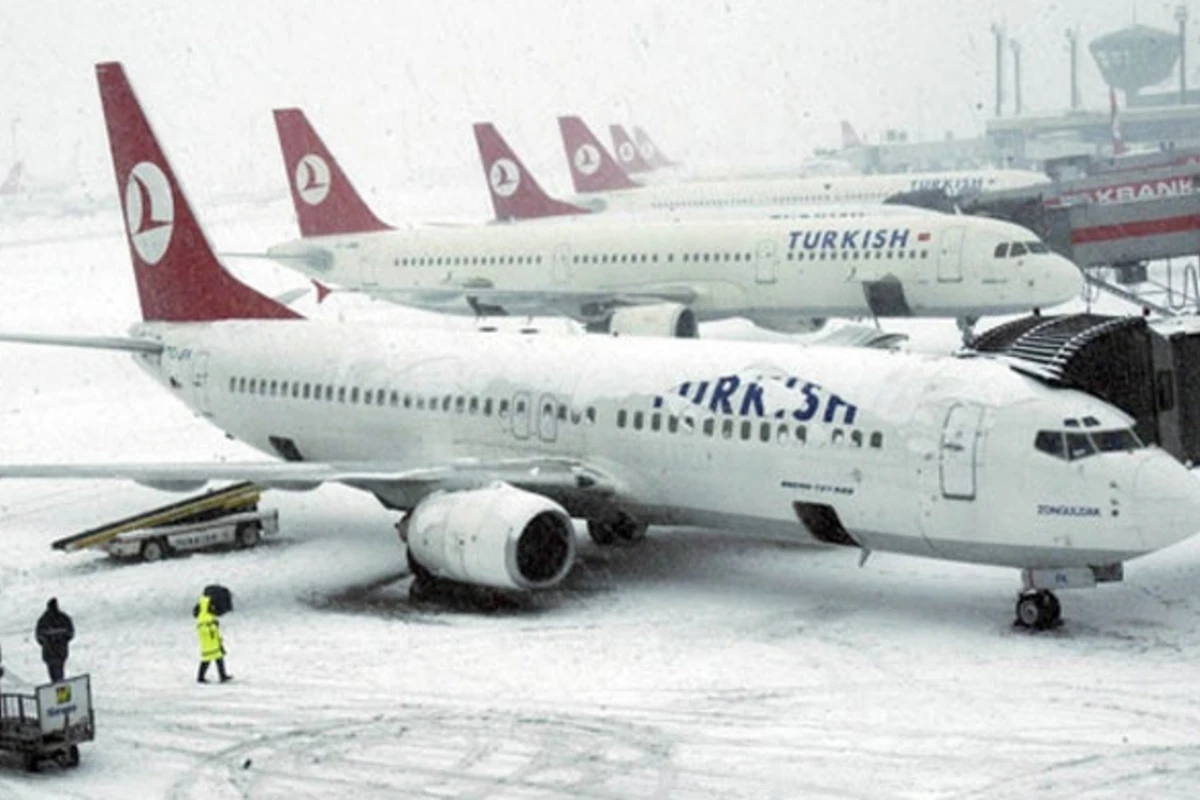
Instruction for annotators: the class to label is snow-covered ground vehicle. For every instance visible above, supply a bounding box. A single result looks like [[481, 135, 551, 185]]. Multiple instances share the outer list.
[[101, 507, 278, 562], [0, 675, 94, 772]]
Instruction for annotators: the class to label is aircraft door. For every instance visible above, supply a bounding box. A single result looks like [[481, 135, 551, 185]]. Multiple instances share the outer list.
[[537, 393, 558, 443], [510, 390, 532, 440], [191, 351, 212, 417], [939, 402, 984, 499], [936, 226, 965, 283], [360, 254, 379, 288], [755, 240, 778, 284], [552, 245, 572, 284]]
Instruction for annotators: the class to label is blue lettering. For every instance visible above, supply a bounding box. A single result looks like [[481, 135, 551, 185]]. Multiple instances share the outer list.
[[740, 382, 765, 417], [802, 231, 822, 249], [888, 229, 910, 248], [823, 394, 858, 425], [840, 230, 859, 249], [792, 382, 820, 422], [709, 375, 739, 414], [788, 231, 802, 249], [820, 231, 838, 249], [871, 230, 888, 249], [692, 381, 709, 405]]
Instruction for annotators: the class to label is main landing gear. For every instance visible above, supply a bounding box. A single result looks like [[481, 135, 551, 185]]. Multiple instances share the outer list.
[[1014, 589, 1062, 631], [586, 512, 647, 546]]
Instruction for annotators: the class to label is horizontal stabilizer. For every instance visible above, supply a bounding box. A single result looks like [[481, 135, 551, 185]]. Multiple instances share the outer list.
[[0, 331, 162, 353]]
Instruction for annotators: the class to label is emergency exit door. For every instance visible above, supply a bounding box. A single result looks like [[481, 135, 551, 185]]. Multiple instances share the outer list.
[[937, 226, 965, 283]]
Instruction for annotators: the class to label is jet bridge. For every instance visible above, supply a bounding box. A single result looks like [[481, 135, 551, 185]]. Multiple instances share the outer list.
[[971, 313, 1200, 465]]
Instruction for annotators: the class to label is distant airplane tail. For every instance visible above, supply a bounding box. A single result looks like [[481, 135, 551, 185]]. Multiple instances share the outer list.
[[557, 116, 639, 193], [272, 108, 392, 237], [473, 123, 588, 221], [0, 161, 23, 195], [632, 126, 676, 168], [840, 121, 863, 149], [1110, 89, 1128, 156], [97, 62, 299, 322], [609, 124, 652, 173]]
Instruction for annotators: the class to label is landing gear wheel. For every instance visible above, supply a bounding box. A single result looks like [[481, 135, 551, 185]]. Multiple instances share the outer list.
[[587, 513, 647, 546], [1015, 590, 1062, 630], [407, 548, 436, 602], [235, 523, 261, 549], [23, 752, 38, 772], [58, 745, 80, 768], [140, 538, 166, 562]]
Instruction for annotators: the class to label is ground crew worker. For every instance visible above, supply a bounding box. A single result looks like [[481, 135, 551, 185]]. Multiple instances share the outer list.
[[194, 592, 232, 683], [35, 597, 74, 682]]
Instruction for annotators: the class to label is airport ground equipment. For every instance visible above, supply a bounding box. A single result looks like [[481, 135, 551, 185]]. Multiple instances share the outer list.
[[0, 674, 94, 772], [50, 482, 275, 560], [972, 312, 1200, 465]]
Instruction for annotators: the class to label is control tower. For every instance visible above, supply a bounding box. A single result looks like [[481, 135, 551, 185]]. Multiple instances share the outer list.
[[1089, 24, 1180, 98]]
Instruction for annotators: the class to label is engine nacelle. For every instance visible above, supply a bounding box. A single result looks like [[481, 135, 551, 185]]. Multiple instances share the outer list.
[[406, 484, 576, 591], [608, 303, 698, 338]]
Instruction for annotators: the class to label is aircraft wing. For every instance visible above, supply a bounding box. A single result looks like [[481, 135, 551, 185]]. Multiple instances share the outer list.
[[0, 331, 162, 353], [371, 285, 700, 321], [0, 456, 622, 504]]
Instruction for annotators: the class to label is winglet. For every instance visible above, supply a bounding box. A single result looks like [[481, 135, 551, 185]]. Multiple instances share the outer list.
[[473, 123, 588, 221], [632, 126, 676, 168], [840, 121, 863, 150], [0, 161, 23, 195], [96, 62, 299, 322], [272, 108, 392, 237], [610, 125, 652, 173], [557, 116, 639, 193]]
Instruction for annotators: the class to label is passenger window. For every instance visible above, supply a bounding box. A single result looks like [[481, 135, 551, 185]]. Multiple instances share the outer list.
[[514, 398, 525, 414], [269, 380, 278, 397], [722, 419, 735, 439], [851, 430, 863, 447], [228, 377, 236, 392], [993, 243, 1009, 258], [457, 396, 467, 413], [470, 397, 479, 414], [617, 409, 628, 428], [633, 411, 644, 430], [585, 407, 596, 425], [667, 415, 679, 433], [832, 429, 844, 445], [337, 387, 346, 403], [1065, 432, 1094, 460], [1009, 242, 1028, 257], [362, 389, 372, 405], [483, 398, 493, 416], [391, 391, 400, 407], [302, 383, 311, 399], [795, 425, 806, 444], [239, 377, 247, 392], [760, 422, 771, 443], [740, 420, 752, 440], [443, 396, 453, 412], [870, 432, 882, 448], [557, 404, 568, 421], [703, 418, 715, 437], [325, 386, 334, 402], [651, 412, 661, 432]]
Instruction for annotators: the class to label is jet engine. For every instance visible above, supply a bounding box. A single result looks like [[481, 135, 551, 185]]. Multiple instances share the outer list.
[[405, 483, 576, 591], [607, 303, 698, 338]]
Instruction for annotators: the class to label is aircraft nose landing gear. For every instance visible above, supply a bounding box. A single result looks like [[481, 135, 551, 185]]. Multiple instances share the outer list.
[[1015, 589, 1062, 631]]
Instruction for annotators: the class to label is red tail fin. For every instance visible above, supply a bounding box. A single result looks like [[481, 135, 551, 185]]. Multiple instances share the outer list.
[[609, 125, 652, 173], [840, 121, 863, 149], [272, 108, 392, 237], [0, 161, 23, 195], [97, 62, 299, 322], [473, 123, 588, 221], [557, 116, 639, 193], [632, 126, 676, 168], [1109, 89, 1128, 156]]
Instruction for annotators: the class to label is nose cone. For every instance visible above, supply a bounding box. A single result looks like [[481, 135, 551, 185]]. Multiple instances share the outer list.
[[1036, 253, 1083, 308], [1132, 452, 1200, 554]]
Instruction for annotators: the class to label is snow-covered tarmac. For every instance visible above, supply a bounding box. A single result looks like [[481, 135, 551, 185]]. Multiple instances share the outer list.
[[1, 205, 1200, 798]]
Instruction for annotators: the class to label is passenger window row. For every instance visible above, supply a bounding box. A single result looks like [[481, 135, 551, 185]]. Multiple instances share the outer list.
[[614, 408, 884, 449], [394, 254, 545, 267], [648, 194, 885, 209], [787, 249, 928, 261], [226, 376, 598, 426]]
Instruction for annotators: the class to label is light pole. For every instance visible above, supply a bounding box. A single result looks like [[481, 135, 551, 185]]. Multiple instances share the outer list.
[[1010, 39, 1023, 116], [991, 23, 1005, 118], [1065, 27, 1080, 111], [1176, 5, 1189, 105]]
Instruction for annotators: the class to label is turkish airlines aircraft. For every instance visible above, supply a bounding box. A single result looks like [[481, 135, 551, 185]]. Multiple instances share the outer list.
[[558, 116, 1049, 213], [271, 113, 1079, 336], [1, 63, 1197, 631]]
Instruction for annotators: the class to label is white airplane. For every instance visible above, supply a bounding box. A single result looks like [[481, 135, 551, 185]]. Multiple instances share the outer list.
[[558, 116, 1049, 213], [1, 62, 1198, 631], [269, 113, 1080, 337]]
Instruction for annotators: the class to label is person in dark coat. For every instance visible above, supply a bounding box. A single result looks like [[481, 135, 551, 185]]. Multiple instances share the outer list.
[[35, 598, 74, 682]]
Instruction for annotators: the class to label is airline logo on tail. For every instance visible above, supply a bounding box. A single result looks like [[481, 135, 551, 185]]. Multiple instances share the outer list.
[[294, 154, 331, 205], [488, 158, 521, 197], [124, 161, 174, 265], [638, 140, 656, 161], [574, 144, 602, 176], [617, 141, 637, 164]]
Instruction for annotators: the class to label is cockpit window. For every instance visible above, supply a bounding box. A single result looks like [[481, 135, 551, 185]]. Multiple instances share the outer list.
[[1035, 430, 1064, 458], [1036, 427, 1144, 460], [1092, 428, 1143, 452], [1065, 432, 1094, 460], [1026, 241, 1050, 254], [993, 243, 1009, 258], [1009, 242, 1028, 257]]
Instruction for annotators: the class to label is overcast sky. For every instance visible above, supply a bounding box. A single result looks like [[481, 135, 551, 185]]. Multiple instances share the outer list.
[[0, 1, 1183, 204]]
